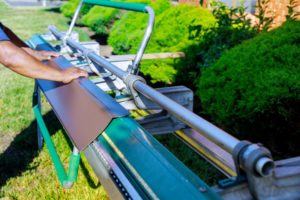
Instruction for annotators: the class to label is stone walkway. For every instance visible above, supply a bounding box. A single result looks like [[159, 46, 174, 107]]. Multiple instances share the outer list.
[[4, 0, 62, 8]]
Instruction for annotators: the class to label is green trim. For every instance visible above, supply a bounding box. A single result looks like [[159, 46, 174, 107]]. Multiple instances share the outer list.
[[83, 0, 147, 13], [67, 153, 81, 183], [99, 117, 221, 200], [33, 105, 80, 188]]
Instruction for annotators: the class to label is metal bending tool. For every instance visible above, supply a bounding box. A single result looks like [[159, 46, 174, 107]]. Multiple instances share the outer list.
[[30, 35, 221, 200], [28, 0, 300, 199]]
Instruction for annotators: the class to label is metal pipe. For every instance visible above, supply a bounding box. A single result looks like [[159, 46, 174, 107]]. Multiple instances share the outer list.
[[49, 25, 128, 78], [133, 81, 240, 153], [36, 84, 43, 149], [66, 0, 83, 37], [73, 147, 79, 156], [255, 157, 274, 177], [131, 6, 155, 74]]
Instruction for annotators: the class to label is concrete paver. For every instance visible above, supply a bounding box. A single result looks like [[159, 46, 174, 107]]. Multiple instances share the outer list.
[[4, 0, 62, 8]]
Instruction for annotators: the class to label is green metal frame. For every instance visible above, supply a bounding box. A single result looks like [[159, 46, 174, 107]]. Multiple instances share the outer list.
[[98, 117, 222, 200], [83, 0, 148, 12], [33, 105, 80, 189]]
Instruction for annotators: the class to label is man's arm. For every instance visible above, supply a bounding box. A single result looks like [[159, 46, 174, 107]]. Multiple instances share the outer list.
[[1, 23, 59, 61], [0, 40, 87, 83]]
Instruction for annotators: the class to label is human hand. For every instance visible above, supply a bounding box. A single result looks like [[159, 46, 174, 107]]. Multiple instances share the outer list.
[[32, 50, 60, 61], [60, 67, 88, 83]]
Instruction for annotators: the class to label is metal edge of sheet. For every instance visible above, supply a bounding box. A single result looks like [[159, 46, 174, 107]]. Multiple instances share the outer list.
[[175, 129, 237, 177], [84, 141, 144, 200]]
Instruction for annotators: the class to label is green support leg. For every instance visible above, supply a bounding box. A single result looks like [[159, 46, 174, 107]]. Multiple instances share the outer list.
[[33, 105, 80, 189]]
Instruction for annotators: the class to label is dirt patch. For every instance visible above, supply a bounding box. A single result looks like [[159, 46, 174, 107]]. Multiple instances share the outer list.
[[0, 133, 14, 154]]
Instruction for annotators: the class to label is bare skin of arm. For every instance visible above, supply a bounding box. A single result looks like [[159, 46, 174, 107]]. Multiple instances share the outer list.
[[0, 41, 87, 83], [1, 24, 59, 61], [0, 24, 88, 83]]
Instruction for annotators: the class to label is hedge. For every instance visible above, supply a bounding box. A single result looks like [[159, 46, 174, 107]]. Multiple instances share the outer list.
[[60, 0, 92, 18], [175, 1, 256, 86], [109, 4, 215, 83], [108, 0, 170, 54], [81, 6, 120, 35], [198, 20, 300, 155]]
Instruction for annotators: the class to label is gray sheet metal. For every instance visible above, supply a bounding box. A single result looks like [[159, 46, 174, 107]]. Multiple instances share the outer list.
[[176, 128, 237, 177], [84, 141, 143, 200], [35, 56, 129, 151]]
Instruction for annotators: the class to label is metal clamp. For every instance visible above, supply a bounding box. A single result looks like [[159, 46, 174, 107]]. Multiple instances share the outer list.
[[123, 73, 146, 108], [233, 140, 274, 177], [232, 140, 251, 178]]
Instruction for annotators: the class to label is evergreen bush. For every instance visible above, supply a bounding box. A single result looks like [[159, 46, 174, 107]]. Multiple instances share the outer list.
[[108, 0, 170, 54], [175, 1, 256, 86], [198, 20, 300, 155], [60, 0, 92, 18], [81, 6, 120, 35], [108, 3, 215, 84]]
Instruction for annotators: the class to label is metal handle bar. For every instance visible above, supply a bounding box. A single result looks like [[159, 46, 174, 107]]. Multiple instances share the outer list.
[[84, 0, 148, 12]]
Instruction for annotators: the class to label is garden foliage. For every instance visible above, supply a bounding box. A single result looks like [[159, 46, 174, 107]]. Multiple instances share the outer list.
[[109, 3, 215, 83], [175, 1, 256, 86], [81, 6, 120, 35], [198, 20, 300, 154], [60, 0, 92, 18], [108, 0, 171, 54]]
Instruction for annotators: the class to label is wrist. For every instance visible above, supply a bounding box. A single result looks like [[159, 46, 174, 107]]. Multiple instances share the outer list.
[[56, 70, 65, 82], [22, 47, 34, 55]]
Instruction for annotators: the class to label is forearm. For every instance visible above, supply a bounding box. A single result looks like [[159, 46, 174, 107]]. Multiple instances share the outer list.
[[0, 41, 63, 81], [1, 24, 60, 60]]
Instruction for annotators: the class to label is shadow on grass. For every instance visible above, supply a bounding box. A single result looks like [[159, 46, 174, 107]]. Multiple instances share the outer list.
[[44, 7, 61, 13], [0, 110, 100, 189]]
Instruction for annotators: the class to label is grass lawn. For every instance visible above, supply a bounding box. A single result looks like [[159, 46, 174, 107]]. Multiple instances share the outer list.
[[0, 2, 107, 199], [0, 2, 223, 199]]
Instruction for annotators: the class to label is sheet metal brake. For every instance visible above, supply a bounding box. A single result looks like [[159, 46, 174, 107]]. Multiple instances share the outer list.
[[28, 0, 300, 199], [30, 36, 221, 199]]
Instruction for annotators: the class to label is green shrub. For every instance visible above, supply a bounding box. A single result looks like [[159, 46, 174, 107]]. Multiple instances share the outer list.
[[147, 5, 215, 52], [108, 0, 170, 54], [60, 0, 92, 18], [142, 5, 215, 83], [81, 6, 120, 35], [109, 3, 215, 84], [198, 20, 300, 155], [140, 59, 177, 84], [175, 1, 256, 86]]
